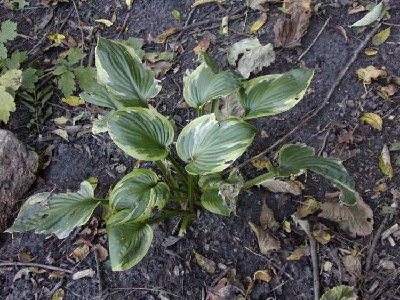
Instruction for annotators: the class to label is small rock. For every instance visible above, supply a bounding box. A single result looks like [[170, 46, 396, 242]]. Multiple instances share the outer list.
[[0, 130, 38, 231]]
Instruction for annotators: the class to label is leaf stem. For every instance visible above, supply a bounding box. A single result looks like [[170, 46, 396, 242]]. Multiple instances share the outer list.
[[211, 99, 218, 114], [188, 174, 195, 210], [155, 160, 179, 189], [241, 172, 275, 191], [167, 154, 188, 186], [197, 106, 204, 117]]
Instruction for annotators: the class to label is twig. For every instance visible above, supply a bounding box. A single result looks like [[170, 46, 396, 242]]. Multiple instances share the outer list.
[[298, 17, 331, 61], [102, 287, 181, 299], [71, 0, 85, 65], [383, 102, 400, 119], [94, 248, 103, 300], [117, 11, 132, 39], [309, 236, 320, 300], [0, 261, 73, 274], [317, 125, 332, 156], [235, 23, 382, 171], [175, 8, 196, 42], [243, 246, 294, 281], [365, 216, 389, 273]]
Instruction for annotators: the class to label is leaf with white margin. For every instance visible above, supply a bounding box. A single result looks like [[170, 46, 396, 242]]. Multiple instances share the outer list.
[[201, 189, 231, 216], [183, 62, 241, 108], [107, 107, 174, 161], [239, 69, 314, 120], [227, 38, 275, 79], [267, 144, 357, 205], [95, 38, 161, 106], [176, 114, 256, 175], [7, 181, 100, 239], [107, 216, 153, 271], [109, 169, 169, 223]]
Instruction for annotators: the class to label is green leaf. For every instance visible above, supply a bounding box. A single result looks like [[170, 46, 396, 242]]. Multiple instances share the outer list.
[[176, 114, 256, 175], [107, 108, 174, 161], [350, 2, 383, 27], [92, 113, 110, 134], [109, 169, 169, 223], [0, 20, 18, 44], [0, 86, 16, 123], [80, 84, 121, 110], [124, 37, 145, 60], [21, 68, 39, 92], [201, 189, 231, 216], [172, 9, 181, 20], [372, 27, 391, 46], [7, 181, 100, 239], [239, 69, 314, 120], [96, 38, 161, 106], [107, 220, 153, 271], [57, 70, 76, 97], [268, 144, 357, 205], [0, 69, 22, 91], [321, 285, 357, 300], [2, 50, 28, 69], [183, 62, 241, 108], [74, 66, 97, 92], [66, 47, 86, 66]]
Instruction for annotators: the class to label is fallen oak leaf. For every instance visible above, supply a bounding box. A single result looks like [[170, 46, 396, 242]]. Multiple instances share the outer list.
[[249, 221, 281, 255], [360, 112, 383, 131]]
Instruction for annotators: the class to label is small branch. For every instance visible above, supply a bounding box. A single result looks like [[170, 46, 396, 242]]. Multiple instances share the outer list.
[[71, 0, 85, 65], [298, 17, 331, 61], [365, 216, 389, 273], [0, 262, 73, 274], [309, 236, 320, 300], [175, 7, 196, 42], [235, 23, 382, 170], [117, 11, 132, 39], [93, 248, 103, 300]]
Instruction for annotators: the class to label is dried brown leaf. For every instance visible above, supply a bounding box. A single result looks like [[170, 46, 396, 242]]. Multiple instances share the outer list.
[[342, 255, 362, 278], [155, 27, 178, 44], [260, 179, 302, 195], [294, 198, 321, 219], [193, 39, 211, 55], [356, 66, 387, 84], [318, 195, 373, 237], [260, 200, 279, 231], [287, 245, 310, 260], [69, 245, 90, 262], [249, 222, 281, 255], [253, 270, 272, 282]]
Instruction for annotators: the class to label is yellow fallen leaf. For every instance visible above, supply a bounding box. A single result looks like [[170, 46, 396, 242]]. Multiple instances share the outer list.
[[356, 66, 387, 84], [360, 112, 383, 131], [313, 230, 331, 245], [253, 270, 272, 282], [155, 27, 178, 44], [283, 220, 291, 233], [373, 182, 387, 192], [294, 198, 321, 219], [194, 252, 216, 273], [62, 96, 85, 106], [372, 27, 391, 46], [250, 13, 268, 33], [348, 5, 365, 14], [46, 33, 65, 44], [95, 19, 113, 27], [69, 245, 90, 262], [379, 144, 393, 179], [251, 156, 270, 170], [51, 288, 64, 300], [364, 49, 378, 56], [126, 0, 133, 9], [287, 245, 310, 261], [53, 116, 69, 125], [192, 0, 224, 8], [193, 39, 210, 55]]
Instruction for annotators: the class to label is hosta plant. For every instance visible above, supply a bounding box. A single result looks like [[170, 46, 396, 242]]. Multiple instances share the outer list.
[[8, 38, 357, 271]]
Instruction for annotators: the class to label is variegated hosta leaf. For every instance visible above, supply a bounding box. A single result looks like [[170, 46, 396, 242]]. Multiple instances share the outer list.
[[268, 144, 357, 205], [109, 169, 169, 223], [7, 181, 100, 239], [95, 38, 161, 106], [107, 217, 153, 271], [176, 114, 256, 175], [183, 62, 241, 108], [239, 69, 314, 120], [80, 84, 122, 110], [201, 189, 231, 216], [92, 113, 110, 134], [107, 108, 174, 161]]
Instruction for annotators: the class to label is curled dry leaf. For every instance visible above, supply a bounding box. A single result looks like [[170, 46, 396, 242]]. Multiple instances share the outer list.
[[206, 270, 245, 300], [249, 221, 281, 255], [227, 38, 275, 79], [251, 156, 270, 170], [72, 268, 95, 280], [356, 66, 387, 84], [274, 0, 311, 48], [287, 245, 310, 260], [379, 144, 393, 179], [94, 244, 109, 262], [193, 39, 211, 55], [260, 179, 302, 195], [194, 252, 216, 274], [313, 229, 331, 245], [341, 255, 362, 278], [360, 112, 383, 131], [69, 244, 90, 262], [377, 84, 398, 100], [372, 27, 391, 46], [250, 13, 268, 33], [260, 200, 279, 231], [253, 270, 272, 282], [294, 198, 321, 219], [318, 195, 373, 237], [155, 27, 178, 44]]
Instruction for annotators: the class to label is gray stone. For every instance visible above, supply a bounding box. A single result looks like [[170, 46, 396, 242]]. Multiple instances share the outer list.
[[0, 129, 38, 231]]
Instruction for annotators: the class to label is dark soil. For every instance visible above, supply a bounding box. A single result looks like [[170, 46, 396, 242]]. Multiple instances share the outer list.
[[1, 0, 400, 299]]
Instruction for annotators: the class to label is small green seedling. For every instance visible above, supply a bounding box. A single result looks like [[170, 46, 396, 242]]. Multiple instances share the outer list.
[[8, 38, 357, 271]]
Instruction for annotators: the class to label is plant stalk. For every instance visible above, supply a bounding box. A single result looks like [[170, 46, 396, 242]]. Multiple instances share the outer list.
[[188, 174, 195, 210], [148, 210, 195, 225], [167, 154, 188, 186], [155, 160, 179, 189], [241, 172, 275, 191]]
